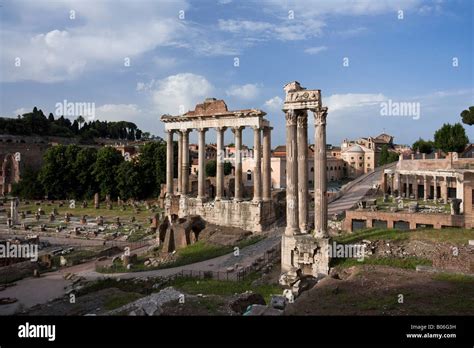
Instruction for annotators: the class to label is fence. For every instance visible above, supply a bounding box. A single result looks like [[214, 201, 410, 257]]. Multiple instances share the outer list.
[[155, 242, 281, 283]]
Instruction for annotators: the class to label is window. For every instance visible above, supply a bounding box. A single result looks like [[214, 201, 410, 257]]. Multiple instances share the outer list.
[[359, 163, 363, 167], [310, 167, 314, 172], [359, 156, 362, 160], [247, 170, 252, 181], [367, 164, 371, 167]]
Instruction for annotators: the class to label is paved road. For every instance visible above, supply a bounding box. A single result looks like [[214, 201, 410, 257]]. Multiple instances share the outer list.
[[327, 164, 394, 216]]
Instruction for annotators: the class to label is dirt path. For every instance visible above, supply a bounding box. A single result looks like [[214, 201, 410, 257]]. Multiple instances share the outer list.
[[0, 229, 282, 315]]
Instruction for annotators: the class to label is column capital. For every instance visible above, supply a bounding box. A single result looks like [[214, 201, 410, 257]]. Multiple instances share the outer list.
[[285, 110, 298, 126], [197, 127, 208, 133], [296, 113, 308, 128], [179, 128, 190, 135], [312, 106, 328, 126], [216, 126, 227, 132], [165, 129, 175, 134], [252, 125, 262, 131], [231, 126, 244, 133]]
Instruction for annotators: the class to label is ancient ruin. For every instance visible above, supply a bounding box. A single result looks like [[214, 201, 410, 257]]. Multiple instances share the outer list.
[[161, 98, 275, 232], [280, 82, 330, 283]]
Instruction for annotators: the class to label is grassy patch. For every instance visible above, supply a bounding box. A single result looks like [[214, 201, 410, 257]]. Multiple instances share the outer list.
[[433, 272, 474, 284], [103, 292, 143, 310], [168, 273, 281, 303], [335, 228, 474, 245], [331, 256, 432, 270]]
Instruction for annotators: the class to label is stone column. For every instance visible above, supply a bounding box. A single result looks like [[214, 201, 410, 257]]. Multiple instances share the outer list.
[[405, 175, 410, 198], [285, 110, 299, 236], [442, 176, 448, 202], [197, 128, 207, 201], [395, 172, 400, 195], [166, 130, 174, 196], [215, 127, 226, 201], [262, 126, 272, 202], [423, 175, 428, 201], [181, 130, 190, 195], [313, 107, 328, 238], [414, 176, 419, 200], [297, 111, 308, 233], [233, 126, 244, 201], [253, 126, 262, 202], [433, 176, 438, 201], [177, 131, 183, 194], [390, 174, 395, 195]]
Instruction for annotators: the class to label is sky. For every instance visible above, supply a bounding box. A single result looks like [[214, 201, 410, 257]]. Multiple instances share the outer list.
[[0, 0, 473, 147]]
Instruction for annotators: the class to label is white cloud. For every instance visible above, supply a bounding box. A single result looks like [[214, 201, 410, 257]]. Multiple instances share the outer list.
[[1, 0, 189, 82], [262, 0, 423, 17], [140, 73, 214, 115], [95, 104, 142, 122], [264, 96, 283, 112], [304, 46, 328, 55], [325, 93, 387, 112], [226, 84, 261, 100], [218, 18, 324, 41]]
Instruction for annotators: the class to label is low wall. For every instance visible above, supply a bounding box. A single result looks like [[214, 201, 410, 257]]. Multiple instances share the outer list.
[[343, 210, 465, 232], [176, 198, 275, 233]]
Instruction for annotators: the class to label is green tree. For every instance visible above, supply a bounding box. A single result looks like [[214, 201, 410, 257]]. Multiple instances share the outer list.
[[224, 161, 232, 176], [77, 115, 85, 129], [378, 144, 399, 165], [11, 167, 44, 199], [74, 147, 98, 198], [92, 147, 124, 198], [205, 160, 217, 177], [412, 138, 434, 154], [461, 106, 474, 126], [117, 161, 142, 199], [434, 123, 469, 153], [39, 145, 71, 199]]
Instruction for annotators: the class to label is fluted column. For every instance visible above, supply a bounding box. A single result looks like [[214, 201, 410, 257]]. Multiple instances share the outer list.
[[423, 175, 428, 201], [177, 131, 183, 194], [181, 129, 190, 195], [197, 128, 207, 200], [253, 127, 262, 202], [285, 110, 299, 236], [262, 126, 272, 202], [215, 127, 226, 201], [314, 107, 328, 238], [166, 130, 174, 196], [297, 111, 308, 233], [233, 126, 244, 201]]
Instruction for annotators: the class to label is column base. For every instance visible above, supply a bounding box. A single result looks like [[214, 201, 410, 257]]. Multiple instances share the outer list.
[[281, 234, 330, 280]]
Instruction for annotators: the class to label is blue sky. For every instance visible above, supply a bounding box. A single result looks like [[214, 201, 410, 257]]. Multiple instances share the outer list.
[[0, 0, 473, 147]]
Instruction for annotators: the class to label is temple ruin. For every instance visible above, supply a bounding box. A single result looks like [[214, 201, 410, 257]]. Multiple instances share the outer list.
[[161, 98, 275, 232], [280, 81, 330, 283]]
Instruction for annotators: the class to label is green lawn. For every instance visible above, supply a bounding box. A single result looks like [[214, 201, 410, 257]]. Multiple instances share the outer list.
[[168, 273, 281, 303], [335, 228, 474, 245], [331, 256, 432, 270]]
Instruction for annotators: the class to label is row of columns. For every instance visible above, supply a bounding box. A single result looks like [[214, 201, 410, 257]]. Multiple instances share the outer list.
[[386, 173, 451, 202], [285, 107, 328, 238], [165, 126, 272, 202]]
